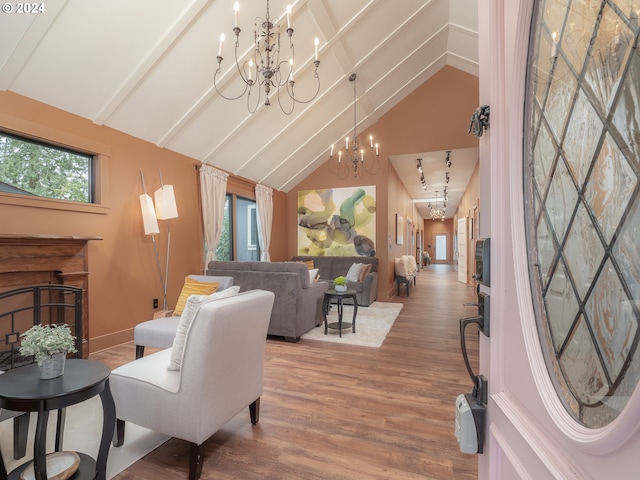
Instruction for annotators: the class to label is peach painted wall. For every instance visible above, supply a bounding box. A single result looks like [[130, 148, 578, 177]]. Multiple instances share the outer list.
[[287, 66, 479, 300], [0, 91, 287, 352]]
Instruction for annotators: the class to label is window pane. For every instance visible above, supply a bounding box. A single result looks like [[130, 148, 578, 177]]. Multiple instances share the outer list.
[[236, 197, 259, 261], [524, 0, 640, 428], [214, 195, 232, 261], [0, 132, 93, 203]]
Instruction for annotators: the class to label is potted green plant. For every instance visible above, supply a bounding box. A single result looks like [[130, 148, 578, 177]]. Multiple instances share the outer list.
[[333, 275, 348, 292], [20, 324, 77, 379]]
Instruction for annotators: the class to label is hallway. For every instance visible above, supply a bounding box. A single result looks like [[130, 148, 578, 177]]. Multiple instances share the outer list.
[[96, 264, 480, 479]]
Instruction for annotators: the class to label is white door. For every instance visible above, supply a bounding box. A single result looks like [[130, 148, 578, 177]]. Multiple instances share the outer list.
[[479, 1, 640, 478], [457, 218, 467, 280]]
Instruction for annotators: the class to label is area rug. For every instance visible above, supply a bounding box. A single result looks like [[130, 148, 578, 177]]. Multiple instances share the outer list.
[[301, 301, 403, 347], [0, 395, 169, 478]]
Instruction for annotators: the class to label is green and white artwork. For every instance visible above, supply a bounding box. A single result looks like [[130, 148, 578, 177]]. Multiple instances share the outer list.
[[297, 186, 376, 256]]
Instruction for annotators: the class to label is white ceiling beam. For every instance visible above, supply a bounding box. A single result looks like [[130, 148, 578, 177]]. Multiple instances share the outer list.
[[0, 0, 70, 91], [92, 0, 213, 126]]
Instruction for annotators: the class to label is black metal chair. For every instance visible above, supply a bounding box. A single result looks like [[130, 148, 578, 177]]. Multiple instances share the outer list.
[[0, 284, 83, 459]]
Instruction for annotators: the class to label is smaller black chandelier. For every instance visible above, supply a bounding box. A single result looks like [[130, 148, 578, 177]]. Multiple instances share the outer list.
[[329, 73, 380, 178], [214, 1, 321, 115], [429, 190, 446, 221]]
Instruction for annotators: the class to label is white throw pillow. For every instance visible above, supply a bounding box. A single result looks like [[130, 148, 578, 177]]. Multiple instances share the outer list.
[[346, 262, 363, 282], [167, 286, 240, 371], [308, 268, 319, 283]]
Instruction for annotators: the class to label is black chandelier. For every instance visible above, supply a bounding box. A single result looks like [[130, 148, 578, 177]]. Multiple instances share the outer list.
[[328, 73, 380, 178], [429, 190, 446, 221], [214, 1, 321, 115]]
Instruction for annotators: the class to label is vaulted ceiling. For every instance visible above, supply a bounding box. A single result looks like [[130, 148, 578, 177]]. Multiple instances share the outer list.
[[0, 0, 478, 217]]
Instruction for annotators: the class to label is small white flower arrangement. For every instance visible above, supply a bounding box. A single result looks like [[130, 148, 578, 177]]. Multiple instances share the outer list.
[[19, 324, 77, 365]]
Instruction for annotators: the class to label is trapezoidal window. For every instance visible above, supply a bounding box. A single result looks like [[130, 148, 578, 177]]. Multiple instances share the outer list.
[[524, 0, 640, 428], [0, 132, 94, 203]]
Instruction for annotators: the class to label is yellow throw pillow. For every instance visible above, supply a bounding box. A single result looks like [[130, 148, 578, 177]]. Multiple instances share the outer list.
[[173, 277, 219, 316]]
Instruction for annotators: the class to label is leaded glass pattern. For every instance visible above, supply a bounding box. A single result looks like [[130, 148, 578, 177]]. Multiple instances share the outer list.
[[524, 0, 640, 428]]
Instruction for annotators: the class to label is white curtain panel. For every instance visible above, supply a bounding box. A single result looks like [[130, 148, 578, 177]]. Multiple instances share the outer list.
[[255, 184, 273, 262], [200, 165, 229, 269]]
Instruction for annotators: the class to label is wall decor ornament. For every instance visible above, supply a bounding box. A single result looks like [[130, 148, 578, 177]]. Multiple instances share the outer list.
[[395, 214, 404, 245], [297, 186, 376, 256]]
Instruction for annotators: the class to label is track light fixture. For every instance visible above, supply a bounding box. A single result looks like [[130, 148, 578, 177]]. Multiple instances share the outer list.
[[445, 150, 452, 168], [417, 158, 427, 190], [445, 172, 450, 184]]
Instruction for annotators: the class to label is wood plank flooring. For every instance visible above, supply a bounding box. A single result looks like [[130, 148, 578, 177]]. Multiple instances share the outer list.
[[91, 264, 480, 480]]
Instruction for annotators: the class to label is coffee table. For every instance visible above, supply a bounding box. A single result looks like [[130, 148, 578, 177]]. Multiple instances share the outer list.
[[322, 289, 358, 337], [0, 359, 115, 480]]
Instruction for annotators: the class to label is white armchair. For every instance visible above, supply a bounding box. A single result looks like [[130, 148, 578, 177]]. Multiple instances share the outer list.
[[110, 289, 275, 480], [133, 274, 234, 358]]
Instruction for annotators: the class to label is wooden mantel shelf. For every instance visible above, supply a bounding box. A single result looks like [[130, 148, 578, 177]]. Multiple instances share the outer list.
[[0, 234, 103, 242]]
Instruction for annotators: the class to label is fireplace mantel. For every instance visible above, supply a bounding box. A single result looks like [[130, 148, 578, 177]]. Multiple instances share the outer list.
[[0, 234, 102, 355]]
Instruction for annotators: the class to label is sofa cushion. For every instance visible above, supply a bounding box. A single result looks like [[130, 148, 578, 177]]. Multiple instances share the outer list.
[[359, 263, 372, 281], [173, 277, 220, 316], [309, 268, 319, 283], [346, 262, 363, 282], [167, 286, 240, 371]]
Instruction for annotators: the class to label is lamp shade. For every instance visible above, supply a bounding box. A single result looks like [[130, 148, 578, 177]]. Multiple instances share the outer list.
[[139, 193, 159, 235], [154, 185, 178, 220]]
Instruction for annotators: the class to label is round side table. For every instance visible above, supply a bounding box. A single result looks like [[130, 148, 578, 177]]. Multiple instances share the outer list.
[[0, 359, 115, 480], [322, 289, 358, 337]]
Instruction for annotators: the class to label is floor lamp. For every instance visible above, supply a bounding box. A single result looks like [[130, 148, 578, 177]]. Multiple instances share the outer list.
[[154, 170, 178, 311], [140, 170, 178, 311], [139, 170, 164, 308]]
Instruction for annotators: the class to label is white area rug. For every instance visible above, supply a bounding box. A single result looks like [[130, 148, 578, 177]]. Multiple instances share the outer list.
[[1, 395, 169, 479], [301, 301, 403, 347]]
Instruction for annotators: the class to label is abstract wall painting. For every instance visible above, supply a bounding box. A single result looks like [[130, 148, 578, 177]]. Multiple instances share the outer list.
[[297, 186, 376, 256]]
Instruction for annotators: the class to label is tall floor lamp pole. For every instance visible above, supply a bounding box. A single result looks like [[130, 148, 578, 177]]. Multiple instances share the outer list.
[[139, 170, 165, 309], [154, 169, 179, 311]]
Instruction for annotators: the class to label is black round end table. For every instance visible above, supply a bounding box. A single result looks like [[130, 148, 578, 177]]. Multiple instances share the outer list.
[[0, 359, 115, 480], [322, 289, 358, 337]]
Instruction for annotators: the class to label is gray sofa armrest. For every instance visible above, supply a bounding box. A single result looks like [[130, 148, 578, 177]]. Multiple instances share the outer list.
[[359, 272, 378, 306]]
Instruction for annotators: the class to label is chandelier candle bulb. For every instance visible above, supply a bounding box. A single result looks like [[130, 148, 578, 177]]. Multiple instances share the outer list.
[[360, 149, 364, 162], [338, 151, 342, 163], [551, 31, 557, 58], [330, 144, 334, 156], [218, 33, 225, 57], [234, 2, 239, 28], [314, 37, 319, 61], [248, 59, 253, 81], [370, 135, 373, 148], [375, 143, 379, 156], [346, 136, 349, 150], [287, 5, 291, 29]]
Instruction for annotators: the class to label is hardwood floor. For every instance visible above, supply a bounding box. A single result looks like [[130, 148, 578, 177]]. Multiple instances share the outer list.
[[92, 264, 480, 479]]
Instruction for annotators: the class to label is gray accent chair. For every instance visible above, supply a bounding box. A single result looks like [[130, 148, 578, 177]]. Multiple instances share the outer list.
[[133, 275, 233, 358]]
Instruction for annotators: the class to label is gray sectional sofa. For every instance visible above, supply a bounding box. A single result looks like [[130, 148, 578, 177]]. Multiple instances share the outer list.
[[206, 261, 328, 342], [291, 256, 378, 306]]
